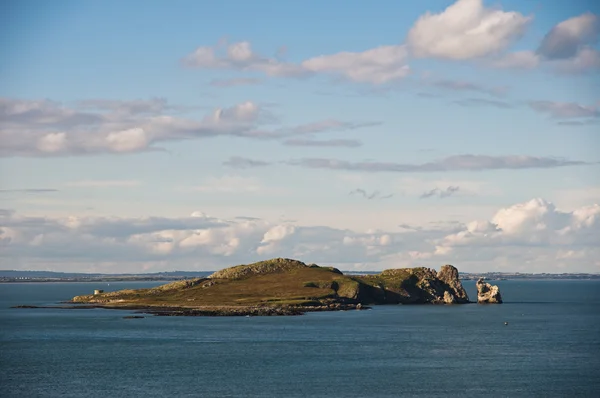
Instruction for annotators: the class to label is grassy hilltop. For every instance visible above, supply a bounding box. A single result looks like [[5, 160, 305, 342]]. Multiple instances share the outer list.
[[71, 258, 470, 314]]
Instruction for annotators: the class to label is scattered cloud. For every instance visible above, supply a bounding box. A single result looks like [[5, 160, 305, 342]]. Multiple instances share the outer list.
[[398, 223, 423, 231], [432, 79, 507, 97], [552, 47, 600, 74], [287, 119, 381, 135], [185, 175, 266, 194], [183, 40, 308, 77], [283, 138, 362, 148], [0, 189, 58, 193], [453, 98, 512, 109], [393, 177, 493, 198], [420, 186, 460, 199], [64, 180, 141, 188], [416, 92, 441, 99], [490, 13, 600, 73], [406, 0, 531, 60], [76, 98, 169, 116], [557, 119, 600, 127], [230, 119, 379, 141], [234, 216, 262, 221], [536, 13, 599, 60], [301, 45, 410, 84], [2, 198, 599, 273], [286, 155, 589, 173], [488, 50, 540, 69], [0, 98, 264, 156], [433, 198, 600, 257], [349, 189, 393, 200], [209, 78, 262, 87], [184, 39, 410, 84], [223, 156, 272, 169], [529, 101, 599, 119], [0, 97, 376, 157], [183, 7, 597, 83]]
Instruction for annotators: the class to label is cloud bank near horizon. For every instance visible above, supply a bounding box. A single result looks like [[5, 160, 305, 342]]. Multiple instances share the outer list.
[[1, 198, 598, 274]]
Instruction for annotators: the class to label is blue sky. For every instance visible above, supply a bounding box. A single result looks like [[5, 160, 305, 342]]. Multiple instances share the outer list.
[[1, 0, 599, 273]]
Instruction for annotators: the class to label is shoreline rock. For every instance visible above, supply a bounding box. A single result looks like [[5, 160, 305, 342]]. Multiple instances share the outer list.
[[12, 303, 368, 317], [476, 278, 503, 303]]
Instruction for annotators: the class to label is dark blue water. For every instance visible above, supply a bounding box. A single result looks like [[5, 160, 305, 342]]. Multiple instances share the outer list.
[[1, 280, 599, 397]]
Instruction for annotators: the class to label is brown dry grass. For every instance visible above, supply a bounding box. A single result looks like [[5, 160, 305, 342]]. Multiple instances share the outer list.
[[74, 263, 358, 308]]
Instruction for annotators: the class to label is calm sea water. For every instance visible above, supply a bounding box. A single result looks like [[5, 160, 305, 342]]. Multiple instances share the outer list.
[[1, 280, 599, 398]]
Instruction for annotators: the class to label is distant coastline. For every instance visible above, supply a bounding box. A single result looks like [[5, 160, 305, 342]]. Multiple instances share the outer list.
[[1, 270, 599, 283]]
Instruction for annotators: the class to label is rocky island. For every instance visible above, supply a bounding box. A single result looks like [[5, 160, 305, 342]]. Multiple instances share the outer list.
[[65, 258, 480, 316], [476, 278, 503, 303]]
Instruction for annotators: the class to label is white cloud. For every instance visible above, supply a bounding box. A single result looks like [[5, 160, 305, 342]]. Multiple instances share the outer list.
[[406, 0, 531, 60], [182, 8, 596, 81], [2, 198, 599, 273], [257, 224, 296, 255], [491, 198, 567, 235], [0, 98, 264, 156], [301, 45, 410, 84], [106, 127, 148, 152], [183, 40, 307, 77], [211, 101, 261, 123], [184, 40, 411, 84], [37, 132, 67, 153], [1, 97, 376, 157], [261, 224, 296, 243], [434, 199, 599, 255]]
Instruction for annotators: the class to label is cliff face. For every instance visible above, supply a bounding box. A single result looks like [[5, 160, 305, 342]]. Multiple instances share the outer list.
[[355, 265, 469, 304], [72, 258, 471, 308], [476, 278, 503, 303], [437, 265, 470, 303]]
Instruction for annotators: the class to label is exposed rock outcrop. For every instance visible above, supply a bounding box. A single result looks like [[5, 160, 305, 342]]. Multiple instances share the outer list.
[[443, 291, 455, 304], [359, 265, 469, 304], [476, 278, 503, 303], [437, 264, 470, 303]]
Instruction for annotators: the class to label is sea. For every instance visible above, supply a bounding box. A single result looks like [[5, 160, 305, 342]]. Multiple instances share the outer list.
[[1, 280, 599, 398]]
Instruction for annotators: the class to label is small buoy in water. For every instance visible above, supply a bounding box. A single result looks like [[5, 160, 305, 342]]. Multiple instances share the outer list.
[[504, 322, 509, 325]]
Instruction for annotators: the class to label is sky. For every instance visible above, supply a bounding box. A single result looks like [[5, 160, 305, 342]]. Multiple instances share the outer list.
[[0, 0, 599, 274]]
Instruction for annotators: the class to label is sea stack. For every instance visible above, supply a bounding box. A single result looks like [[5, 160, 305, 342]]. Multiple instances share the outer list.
[[476, 278, 503, 303]]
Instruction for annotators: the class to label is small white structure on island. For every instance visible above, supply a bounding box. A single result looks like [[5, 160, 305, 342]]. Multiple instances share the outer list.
[[94, 289, 104, 295]]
